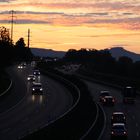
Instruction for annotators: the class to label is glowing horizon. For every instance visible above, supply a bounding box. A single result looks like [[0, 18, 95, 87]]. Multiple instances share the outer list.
[[1, 0, 140, 53]]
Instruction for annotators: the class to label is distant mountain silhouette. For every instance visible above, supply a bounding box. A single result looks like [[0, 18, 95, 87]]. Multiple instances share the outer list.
[[31, 48, 66, 58], [108, 47, 140, 62], [31, 47, 140, 62]]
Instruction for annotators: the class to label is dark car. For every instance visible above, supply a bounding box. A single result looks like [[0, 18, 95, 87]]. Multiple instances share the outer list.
[[99, 90, 110, 102], [102, 95, 115, 105], [32, 82, 43, 95], [33, 69, 40, 76], [111, 123, 127, 139], [111, 112, 126, 125]]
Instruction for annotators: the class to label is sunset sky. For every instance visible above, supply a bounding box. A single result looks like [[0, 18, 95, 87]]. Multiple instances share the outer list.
[[0, 0, 140, 53]]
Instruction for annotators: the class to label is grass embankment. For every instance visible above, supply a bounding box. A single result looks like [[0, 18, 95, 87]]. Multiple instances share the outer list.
[[78, 69, 140, 91]]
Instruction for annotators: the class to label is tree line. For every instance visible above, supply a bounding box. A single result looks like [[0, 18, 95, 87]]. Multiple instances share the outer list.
[[0, 26, 33, 68], [61, 48, 140, 79]]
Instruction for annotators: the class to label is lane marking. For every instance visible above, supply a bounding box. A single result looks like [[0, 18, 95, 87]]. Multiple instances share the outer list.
[[137, 132, 139, 137]]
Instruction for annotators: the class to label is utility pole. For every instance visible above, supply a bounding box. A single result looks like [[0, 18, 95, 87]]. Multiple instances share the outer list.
[[27, 29, 30, 48], [9, 10, 15, 43]]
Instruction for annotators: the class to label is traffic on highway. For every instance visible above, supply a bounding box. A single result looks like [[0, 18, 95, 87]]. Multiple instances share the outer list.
[[84, 80, 140, 140], [0, 63, 73, 140]]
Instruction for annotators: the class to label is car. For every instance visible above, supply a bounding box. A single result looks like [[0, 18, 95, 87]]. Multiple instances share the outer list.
[[102, 95, 115, 105], [17, 62, 26, 69], [33, 69, 40, 76], [17, 65, 23, 69], [111, 123, 127, 139], [122, 86, 136, 104], [32, 82, 43, 95], [111, 112, 126, 125], [27, 75, 35, 81], [99, 90, 110, 102]]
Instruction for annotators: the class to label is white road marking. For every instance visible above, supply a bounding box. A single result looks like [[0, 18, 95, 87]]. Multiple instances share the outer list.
[[137, 132, 139, 137]]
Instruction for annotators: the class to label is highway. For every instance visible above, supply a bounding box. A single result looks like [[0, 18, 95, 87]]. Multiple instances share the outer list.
[[0, 65, 73, 140], [83, 80, 140, 140]]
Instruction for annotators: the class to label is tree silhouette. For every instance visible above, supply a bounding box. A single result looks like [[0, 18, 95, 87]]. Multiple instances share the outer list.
[[15, 37, 26, 48], [0, 26, 11, 47], [0, 26, 33, 67]]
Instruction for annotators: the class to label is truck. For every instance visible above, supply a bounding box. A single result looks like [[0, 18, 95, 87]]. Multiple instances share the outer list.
[[122, 86, 136, 104]]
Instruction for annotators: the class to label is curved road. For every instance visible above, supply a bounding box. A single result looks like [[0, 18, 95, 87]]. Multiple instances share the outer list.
[[83, 79, 140, 140], [0, 65, 73, 140]]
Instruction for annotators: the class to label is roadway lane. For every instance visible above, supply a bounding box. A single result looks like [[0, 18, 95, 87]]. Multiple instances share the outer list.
[[0, 65, 73, 140], [83, 79, 140, 140], [0, 66, 27, 113]]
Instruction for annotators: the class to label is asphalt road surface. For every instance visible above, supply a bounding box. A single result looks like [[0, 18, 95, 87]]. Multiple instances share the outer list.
[[83, 80, 140, 140], [0, 65, 73, 140]]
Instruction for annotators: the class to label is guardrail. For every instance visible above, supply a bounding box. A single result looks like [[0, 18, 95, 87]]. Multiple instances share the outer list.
[[21, 68, 99, 140], [0, 78, 12, 98]]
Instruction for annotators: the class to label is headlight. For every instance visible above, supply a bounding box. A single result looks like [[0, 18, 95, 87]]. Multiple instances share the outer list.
[[32, 88, 35, 91], [40, 88, 43, 91], [27, 77, 30, 80], [111, 131, 114, 135], [124, 131, 127, 135]]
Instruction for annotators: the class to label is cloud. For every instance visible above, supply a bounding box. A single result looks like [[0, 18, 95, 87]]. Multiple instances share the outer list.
[[0, 0, 140, 30], [0, 10, 140, 30], [0, 0, 14, 3]]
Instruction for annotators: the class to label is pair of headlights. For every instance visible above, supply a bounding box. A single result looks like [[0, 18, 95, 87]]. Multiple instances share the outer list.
[[32, 88, 43, 91]]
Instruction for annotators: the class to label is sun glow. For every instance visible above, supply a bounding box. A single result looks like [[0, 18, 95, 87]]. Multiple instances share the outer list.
[[0, 0, 140, 53]]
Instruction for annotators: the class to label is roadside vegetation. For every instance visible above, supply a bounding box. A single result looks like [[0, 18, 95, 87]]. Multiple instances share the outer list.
[[40, 48, 140, 90]]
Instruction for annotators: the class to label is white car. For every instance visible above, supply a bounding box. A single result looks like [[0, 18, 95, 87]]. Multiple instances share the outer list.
[[111, 112, 126, 125], [27, 75, 35, 81]]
